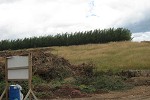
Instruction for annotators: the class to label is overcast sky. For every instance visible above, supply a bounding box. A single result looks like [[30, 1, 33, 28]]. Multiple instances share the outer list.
[[0, 0, 150, 41]]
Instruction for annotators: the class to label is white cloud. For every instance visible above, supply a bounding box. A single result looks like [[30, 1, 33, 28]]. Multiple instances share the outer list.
[[132, 32, 150, 42], [0, 0, 150, 41]]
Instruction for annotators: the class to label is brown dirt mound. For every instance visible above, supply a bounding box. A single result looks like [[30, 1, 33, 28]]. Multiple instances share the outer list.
[[0, 48, 94, 80], [0, 48, 72, 78]]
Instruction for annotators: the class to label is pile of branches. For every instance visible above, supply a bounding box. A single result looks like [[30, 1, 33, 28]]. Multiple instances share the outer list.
[[0, 48, 95, 81]]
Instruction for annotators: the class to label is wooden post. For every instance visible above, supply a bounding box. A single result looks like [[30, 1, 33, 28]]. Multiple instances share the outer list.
[[29, 53, 32, 100], [5, 57, 8, 100], [0, 57, 8, 100], [24, 53, 38, 100]]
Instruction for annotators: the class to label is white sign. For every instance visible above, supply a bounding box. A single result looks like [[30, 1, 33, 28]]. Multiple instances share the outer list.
[[8, 69, 29, 79], [7, 56, 29, 80], [7, 56, 28, 68]]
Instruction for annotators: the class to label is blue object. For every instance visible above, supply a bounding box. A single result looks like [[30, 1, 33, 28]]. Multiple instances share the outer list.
[[9, 85, 20, 100]]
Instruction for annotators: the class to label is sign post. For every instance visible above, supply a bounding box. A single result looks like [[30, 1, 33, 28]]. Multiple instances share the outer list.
[[0, 53, 38, 100]]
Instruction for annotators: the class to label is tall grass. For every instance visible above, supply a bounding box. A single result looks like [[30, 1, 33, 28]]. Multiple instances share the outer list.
[[51, 41, 150, 72]]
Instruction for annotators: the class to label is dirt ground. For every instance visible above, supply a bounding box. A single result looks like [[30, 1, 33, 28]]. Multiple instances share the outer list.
[[51, 86, 150, 100]]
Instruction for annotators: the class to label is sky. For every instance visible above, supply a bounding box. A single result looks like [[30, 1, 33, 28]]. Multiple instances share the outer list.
[[0, 0, 150, 41]]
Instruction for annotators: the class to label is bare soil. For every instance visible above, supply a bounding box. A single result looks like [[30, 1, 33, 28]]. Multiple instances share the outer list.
[[51, 85, 150, 100]]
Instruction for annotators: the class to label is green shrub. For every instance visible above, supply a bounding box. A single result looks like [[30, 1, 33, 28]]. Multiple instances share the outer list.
[[93, 75, 127, 91], [75, 75, 131, 93]]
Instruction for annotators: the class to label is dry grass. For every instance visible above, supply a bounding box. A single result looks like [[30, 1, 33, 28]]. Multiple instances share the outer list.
[[51, 41, 150, 71]]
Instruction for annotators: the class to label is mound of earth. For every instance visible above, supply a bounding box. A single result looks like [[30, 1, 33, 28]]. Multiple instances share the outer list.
[[0, 48, 94, 80]]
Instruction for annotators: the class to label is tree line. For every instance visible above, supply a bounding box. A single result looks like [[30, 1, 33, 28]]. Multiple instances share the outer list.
[[0, 28, 132, 51]]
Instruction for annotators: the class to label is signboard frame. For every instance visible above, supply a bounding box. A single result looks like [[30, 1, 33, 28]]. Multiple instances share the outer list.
[[0, 53, 38, 100], [7, 55, 29, 80]]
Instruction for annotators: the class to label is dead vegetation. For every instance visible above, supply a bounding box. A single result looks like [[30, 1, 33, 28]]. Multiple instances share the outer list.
[[0, 48, 95, 80]]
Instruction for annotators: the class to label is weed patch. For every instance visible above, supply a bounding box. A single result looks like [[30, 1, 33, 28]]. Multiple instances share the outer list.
[[74, 75, 132, 93]]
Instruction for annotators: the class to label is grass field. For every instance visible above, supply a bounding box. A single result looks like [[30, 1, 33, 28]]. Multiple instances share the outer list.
[[51, 41, 150, 72]]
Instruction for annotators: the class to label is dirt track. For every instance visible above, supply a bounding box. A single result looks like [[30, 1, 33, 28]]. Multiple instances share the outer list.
[[52, 86, 150, 100]]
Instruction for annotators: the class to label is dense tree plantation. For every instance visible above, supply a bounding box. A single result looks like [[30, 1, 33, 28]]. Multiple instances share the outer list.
[[0, 28, 132, 51]]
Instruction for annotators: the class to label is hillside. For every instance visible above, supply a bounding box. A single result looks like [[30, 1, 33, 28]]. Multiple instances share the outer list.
[[51, 41, 150, 71], [0, 41, 150, 99]]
